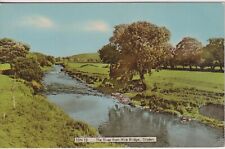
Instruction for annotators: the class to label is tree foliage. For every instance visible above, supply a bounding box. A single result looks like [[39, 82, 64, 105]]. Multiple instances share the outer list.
[[161, 43, 175, 68], [201, 38, 224, 70], [109, 21, 171, 81], [27, 52, 55, 67], [98, 21, 224, 89], [13, 57, 43, 82], [174, 37, 203, 69], [0, 38, 55, 84], [98, 44, 120, 64], [0, 38, 29, 64]]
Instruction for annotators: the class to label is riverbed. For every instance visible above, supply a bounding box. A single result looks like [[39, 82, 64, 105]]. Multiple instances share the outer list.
[[43, 65, 224, 147]]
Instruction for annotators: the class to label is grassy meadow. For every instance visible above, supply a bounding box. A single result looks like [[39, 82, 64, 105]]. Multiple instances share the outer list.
[[0, 75, 124, 147], [0, 69, 122, 147], [68, 53, 101, 63], [66, 62, 109, 75], [64, 62, 224, 128], [0, 74, 103, 147]]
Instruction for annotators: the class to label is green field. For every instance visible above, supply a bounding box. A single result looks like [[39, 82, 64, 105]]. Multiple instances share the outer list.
[[145, 69, 224, 93], [64, 62, 224, 127], [0, 74, 98, 147], [0, 63, 11, 71], [66, 62, 109, 75], [68, 53, 100, 63], [65, 62, 224, 93]]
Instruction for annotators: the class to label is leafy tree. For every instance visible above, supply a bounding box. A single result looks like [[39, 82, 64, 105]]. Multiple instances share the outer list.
[[175, 37, 202, 69], [55, 57, 62, 62], [0, 38, 29, 64], [202, 38, 224, 71], [46, 56, 55, 64], [27, 52, 54, 67], [161, 43, 175, 69], [13, 57, 43, 82], [98, 44, 120, 64], [200, 47, 215, 70], [109, 21, 171, 82], [109, 24, 128, 44]]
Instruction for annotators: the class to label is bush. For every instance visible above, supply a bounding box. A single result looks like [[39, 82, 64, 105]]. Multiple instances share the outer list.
[[31, 80, 43, 92], [2, 69, 15, 76], [13, 57, 43, 82]]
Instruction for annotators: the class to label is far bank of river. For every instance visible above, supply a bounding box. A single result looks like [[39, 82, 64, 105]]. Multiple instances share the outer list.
[[43, 65, 224, 147]]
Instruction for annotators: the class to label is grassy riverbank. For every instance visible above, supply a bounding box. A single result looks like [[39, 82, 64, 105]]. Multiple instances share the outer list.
[[63, 62, 224, 128], [0, 74, 120, 147]]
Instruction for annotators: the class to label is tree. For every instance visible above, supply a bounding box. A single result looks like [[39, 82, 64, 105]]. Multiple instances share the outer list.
[[200, 46, 215, 70], [46, 55, 55, 64], [161, 43, 175, 69], [98, 44, 120, 64], [27, 52, 55, 67], [0, 38, 29, 64], [13, 57, 43, 82], [175, 37, 203, 69], [202, 38, 224, 71], [109, 21, 171, 82]]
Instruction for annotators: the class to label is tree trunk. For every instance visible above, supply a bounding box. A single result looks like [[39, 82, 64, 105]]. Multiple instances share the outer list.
[[189, 65, 192, 70], [139, 72, 147, 91], [171, 65, 174, 69], [129, 74, 133, 81], [109, 64, 116, 79], [140, 73, 144, 81], [200, 66, 204, 70], [210, 66, 215, 71], [219, 65, 223, 71]]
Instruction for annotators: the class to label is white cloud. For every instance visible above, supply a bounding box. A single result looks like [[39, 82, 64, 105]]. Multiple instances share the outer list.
[[21, 15, 55, 28], [82, 21, 110, 33]]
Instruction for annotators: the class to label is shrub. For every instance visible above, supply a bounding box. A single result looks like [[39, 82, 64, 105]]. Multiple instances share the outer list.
[[2, 69, 15, 76], [13, 57, 43, 82], [31, 80, 43, 92]]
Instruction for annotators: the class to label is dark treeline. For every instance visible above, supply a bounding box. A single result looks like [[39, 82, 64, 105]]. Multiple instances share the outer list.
[[98, 21, 224, 83]]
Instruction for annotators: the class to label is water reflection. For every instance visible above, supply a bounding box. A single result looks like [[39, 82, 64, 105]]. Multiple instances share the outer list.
[[99, 106, 224, 147], [200, 104, 224, 121]]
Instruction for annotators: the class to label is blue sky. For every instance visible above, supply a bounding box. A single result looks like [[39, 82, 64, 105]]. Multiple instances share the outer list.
[[0, 3, 224, 56]]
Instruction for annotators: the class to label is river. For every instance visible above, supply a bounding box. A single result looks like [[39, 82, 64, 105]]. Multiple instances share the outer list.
[[43, 65, 224, 147]]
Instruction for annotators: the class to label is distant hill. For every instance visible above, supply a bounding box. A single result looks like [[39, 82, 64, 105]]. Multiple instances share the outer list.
[[68, 53, 101, 63]]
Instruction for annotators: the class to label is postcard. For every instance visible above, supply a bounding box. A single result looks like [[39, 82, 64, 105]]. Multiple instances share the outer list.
[[0, 2, 224, 148]]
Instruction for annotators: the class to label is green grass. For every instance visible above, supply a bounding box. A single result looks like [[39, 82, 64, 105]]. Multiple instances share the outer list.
[[64, 62, 224, 128], [66, 62, 109, 75], [65, 62, 224, 93], [145, 70, 224, 93], [69, 53, 101, 63], [0, 74, 101, 147], [0, 63, 11, 71]]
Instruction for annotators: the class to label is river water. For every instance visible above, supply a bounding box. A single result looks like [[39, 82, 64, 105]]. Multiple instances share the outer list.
[[43, 65, 224, 147]]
